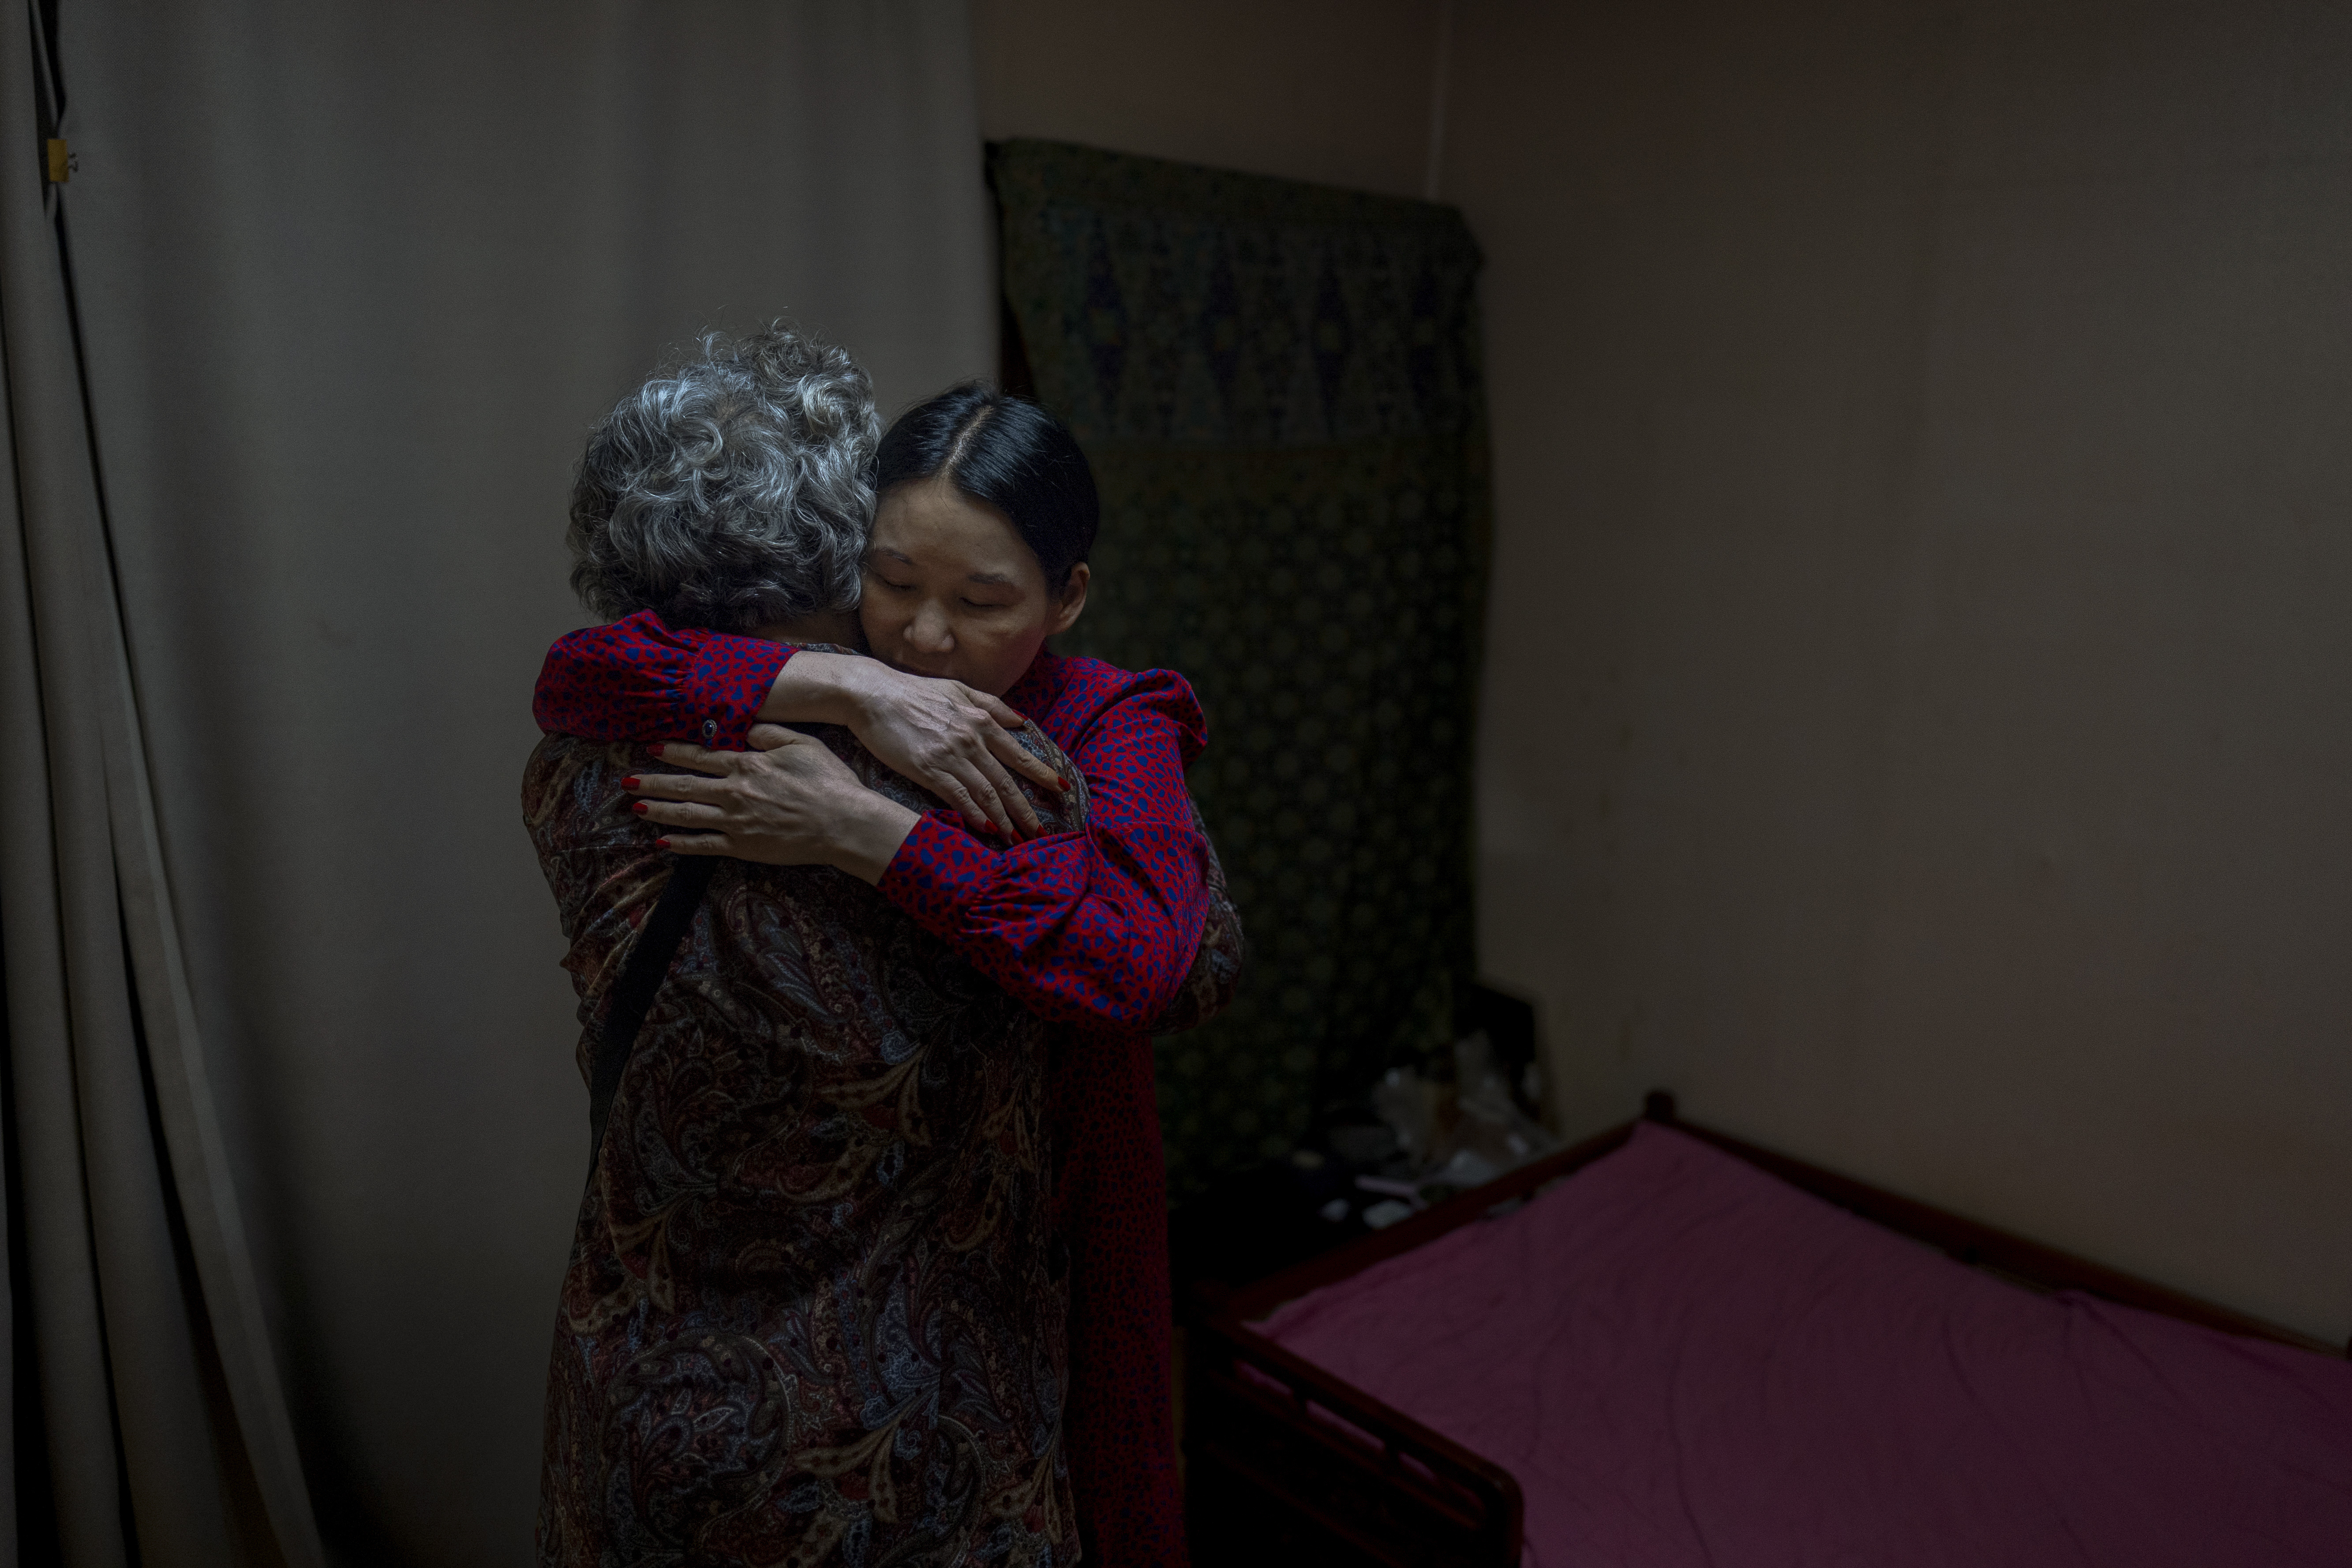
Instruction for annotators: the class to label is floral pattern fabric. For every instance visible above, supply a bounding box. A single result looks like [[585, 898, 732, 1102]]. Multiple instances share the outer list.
[[990, 138, 1492, 1195]]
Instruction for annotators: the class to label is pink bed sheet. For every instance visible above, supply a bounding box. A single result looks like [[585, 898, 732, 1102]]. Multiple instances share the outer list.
[[1258, 1123, 2352, 1567]]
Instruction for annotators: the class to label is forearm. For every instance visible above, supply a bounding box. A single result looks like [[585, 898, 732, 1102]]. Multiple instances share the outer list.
[[878, 816, 1211, 1029], [755, 653, 1061, 838], [753, 650, 872, 727], [534, 611, 790, 745], [826, 790, 921, 885], [874, 677, 1217, 1028]]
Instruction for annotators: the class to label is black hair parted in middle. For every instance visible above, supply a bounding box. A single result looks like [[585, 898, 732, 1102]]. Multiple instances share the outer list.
[[873, 384, 1099, 588]]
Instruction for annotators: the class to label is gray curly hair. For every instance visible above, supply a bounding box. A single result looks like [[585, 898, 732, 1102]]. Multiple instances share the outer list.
[[567, 324, 878, 631]]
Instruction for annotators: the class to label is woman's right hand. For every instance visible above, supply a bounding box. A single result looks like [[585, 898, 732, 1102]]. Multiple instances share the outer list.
[[762, 651, 1067, 838]]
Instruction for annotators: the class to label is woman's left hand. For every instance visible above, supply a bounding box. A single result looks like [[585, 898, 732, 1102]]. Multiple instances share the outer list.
[[625, 726, 921, 885]]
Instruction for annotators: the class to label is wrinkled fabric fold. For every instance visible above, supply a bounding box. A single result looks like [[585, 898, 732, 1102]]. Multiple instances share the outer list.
[[0, 4, 322, 1563], [58, 2, 995, 1544]]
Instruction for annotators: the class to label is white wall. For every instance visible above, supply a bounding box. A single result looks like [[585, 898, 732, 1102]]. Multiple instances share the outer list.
[[974, 0, 2352, 1344]]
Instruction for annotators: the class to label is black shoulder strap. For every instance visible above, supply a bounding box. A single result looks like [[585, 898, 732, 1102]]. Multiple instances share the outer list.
[[586, 856, 716, 1178]]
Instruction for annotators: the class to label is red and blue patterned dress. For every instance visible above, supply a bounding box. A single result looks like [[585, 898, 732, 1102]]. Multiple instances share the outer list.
[[536, 613, 1229, 1568]]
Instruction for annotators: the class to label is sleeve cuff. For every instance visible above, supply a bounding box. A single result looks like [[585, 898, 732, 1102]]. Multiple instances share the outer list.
[[679, 641, 793, 748], [876, 812, 994, 936]]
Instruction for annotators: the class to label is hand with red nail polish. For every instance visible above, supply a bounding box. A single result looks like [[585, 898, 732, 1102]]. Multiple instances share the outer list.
[[764, 654, 1061, 840]]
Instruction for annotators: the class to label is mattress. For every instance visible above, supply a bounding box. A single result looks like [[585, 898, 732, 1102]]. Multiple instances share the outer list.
[[1257, 1122, 2352, 1567]]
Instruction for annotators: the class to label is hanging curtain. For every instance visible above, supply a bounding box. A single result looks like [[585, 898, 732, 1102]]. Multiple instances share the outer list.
[[7, 1, 992, 1561], [0, 3, 322, 1564], [991, 139, 1492, 1194]]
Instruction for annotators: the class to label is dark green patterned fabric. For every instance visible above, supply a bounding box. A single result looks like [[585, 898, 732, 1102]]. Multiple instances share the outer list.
[[989, 140, 1491, 1195]]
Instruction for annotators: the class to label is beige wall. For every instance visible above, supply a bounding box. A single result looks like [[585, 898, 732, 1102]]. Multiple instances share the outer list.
[[973, 0, 1443, 198], [974, 0, 2352, 1343], [1449, 0, 2352, 1343]]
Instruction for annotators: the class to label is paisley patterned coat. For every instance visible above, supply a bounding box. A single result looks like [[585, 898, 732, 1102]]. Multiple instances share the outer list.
[[525, 725, 1088, 1568], [536, 624, 1244, 1567]]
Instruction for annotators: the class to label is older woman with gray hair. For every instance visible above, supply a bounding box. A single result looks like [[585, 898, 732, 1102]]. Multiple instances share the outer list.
[[526, 326, 1234, 1568]]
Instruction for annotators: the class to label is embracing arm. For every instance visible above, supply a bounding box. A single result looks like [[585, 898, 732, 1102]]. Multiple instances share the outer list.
[[873, 672, 1216, 1031], [636, 669, 1223, 1033], [533, 610, 788, 746], [536, 610, 1063, 836], [546, 617, 1231, 1031]]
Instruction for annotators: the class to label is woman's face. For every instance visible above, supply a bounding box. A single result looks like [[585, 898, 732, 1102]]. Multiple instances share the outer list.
[[859, 475, 1088, 697]]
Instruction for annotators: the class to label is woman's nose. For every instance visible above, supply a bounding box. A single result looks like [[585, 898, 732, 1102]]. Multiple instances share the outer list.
[[907, 600, 955, 652]]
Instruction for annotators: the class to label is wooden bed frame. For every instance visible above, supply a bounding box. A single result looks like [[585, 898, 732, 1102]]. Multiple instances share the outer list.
[[1184, 1091, 2346, 1568]]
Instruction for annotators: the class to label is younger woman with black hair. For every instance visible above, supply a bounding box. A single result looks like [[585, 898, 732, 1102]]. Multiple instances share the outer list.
[[534, 382, 1227, 1568]]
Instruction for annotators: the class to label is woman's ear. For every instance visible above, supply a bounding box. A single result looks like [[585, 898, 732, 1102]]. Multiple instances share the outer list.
[[1048, 562, 1090, 636]]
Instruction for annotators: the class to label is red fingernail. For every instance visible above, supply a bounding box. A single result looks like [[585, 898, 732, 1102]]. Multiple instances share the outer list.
[[1058, 775, 1071, 790], [632, 801, 648, 816], [620, 776, 641, 790], [984, 820, 999, 835], [646, 743, 665, 759], [655, 837, 671, 849]]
